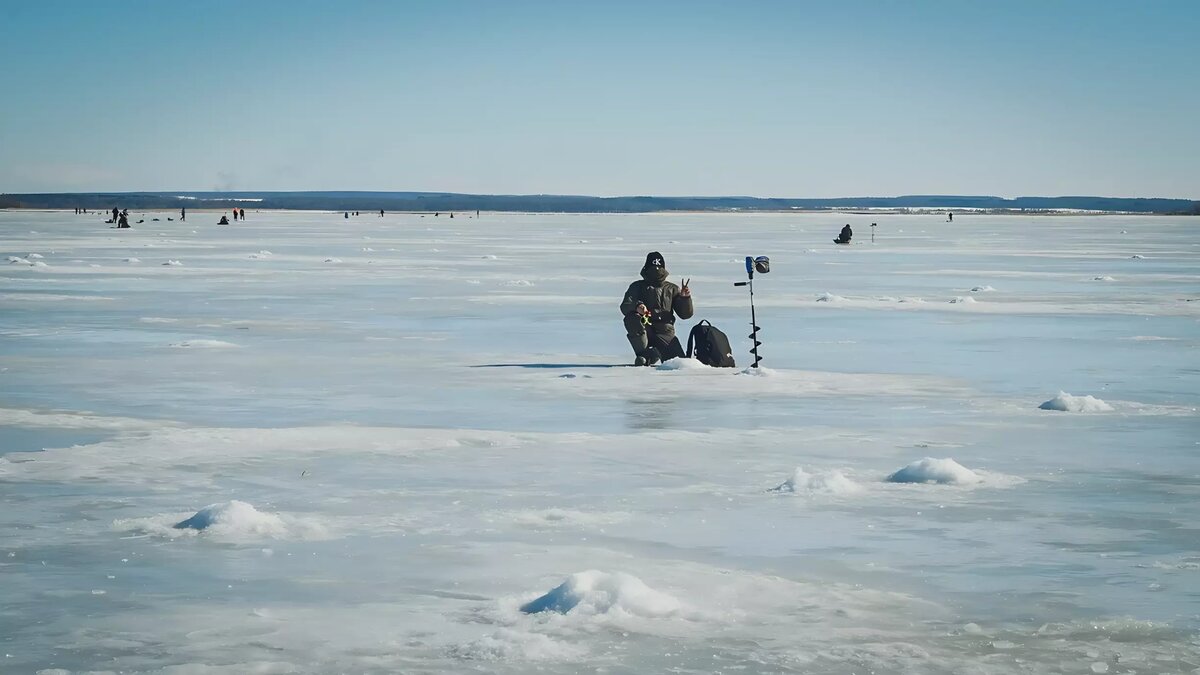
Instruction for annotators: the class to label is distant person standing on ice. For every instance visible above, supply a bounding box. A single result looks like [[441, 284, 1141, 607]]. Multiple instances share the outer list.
[[948, 212, 954, 222], [620, 251, 693, 366], [181, 207, 186, 221]]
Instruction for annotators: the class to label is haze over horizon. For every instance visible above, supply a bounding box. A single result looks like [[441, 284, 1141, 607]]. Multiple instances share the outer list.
[[1, 1, 1197, 199]]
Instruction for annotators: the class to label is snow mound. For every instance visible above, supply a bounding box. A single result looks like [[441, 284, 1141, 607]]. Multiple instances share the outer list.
[[886, 458, 981, 485], [948, 296, 977, 304], [656, 358, 710, 371], [503, 279, 535, 287], [970, 285, 996, 292], [898, 297, 926, 304], [1130, 255, 1144, 259], [1039, 392, 1114, 413], [773, 467, 863, 495], [816, 292, 844, 302], [481, 254, 498, 260], [324, 258, 342, 263], [162, 260, 182, 266], [27, 253, 44, 259], [520, 571, 681, 617], [125, 257, 141, 263], [173, 500, 287, 536], [1093, 275, 1115, 281], [170, 339, 238, 349], [737, 366, 778, 377]]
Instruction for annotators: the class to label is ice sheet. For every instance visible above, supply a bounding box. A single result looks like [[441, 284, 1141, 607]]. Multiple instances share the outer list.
[[1, 210, 1197, 673]]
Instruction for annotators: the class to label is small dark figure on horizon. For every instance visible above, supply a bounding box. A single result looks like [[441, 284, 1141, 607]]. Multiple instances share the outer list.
[[219, 215, 230, 225], [181, 207, 186, 221], [112, 207, 120, 221], [948, 212, 954, 222], [344, 212, 349, 219]]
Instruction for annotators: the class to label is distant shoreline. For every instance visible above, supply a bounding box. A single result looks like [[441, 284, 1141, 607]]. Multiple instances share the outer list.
[[2, 191, 1197, 215], [3, 207, 1192, 217]]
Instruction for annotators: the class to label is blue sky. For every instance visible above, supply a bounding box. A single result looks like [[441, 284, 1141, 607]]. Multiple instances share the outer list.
[[1, 0, 1197, 197]]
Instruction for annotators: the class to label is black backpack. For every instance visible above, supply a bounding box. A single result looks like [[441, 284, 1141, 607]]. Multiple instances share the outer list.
[[686, 320, 736, 368]]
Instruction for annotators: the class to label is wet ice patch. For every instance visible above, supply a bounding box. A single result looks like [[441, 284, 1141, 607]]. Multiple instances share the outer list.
[[772, 467, 863, 496], [520, 570, 682, 617], [1039, 392, 1114, 413], [886, 458, 981, 485], [503, 508, 631, 528], [169, 339, 238, 349], [448, 628, 587, 662]]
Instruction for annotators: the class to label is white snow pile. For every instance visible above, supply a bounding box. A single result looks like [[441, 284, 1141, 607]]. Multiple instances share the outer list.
[[503, 279, 535, 287], [898, 297, 927, 304], [115, 500, 324, 540], [886, 457, 981, 485], [656, 358, 711, 371], [1093, 275, 1115, 281], [519, 570, 682, 618], [324, 257, 342, 263], [948, 296, 977, 304], [125, 257, 141, 263], [174, 500, 286, 535], [816, 292, 845, 302], [248, 250, 273, 259], [970, 285, 997, 292], [481, 254, 498, 260], [162, 259, 182, 266], [27, 253, 44, 259], [8, 255, 46, 267], [772, 467, 863, 496], [1039, 392, 1114, 413]]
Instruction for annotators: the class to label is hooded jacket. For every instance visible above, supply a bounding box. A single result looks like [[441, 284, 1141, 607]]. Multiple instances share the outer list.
[[620, 261, 694, 336]]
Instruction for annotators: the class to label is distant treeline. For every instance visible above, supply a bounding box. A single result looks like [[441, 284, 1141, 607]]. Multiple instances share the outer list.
[[2, 191, 1197, 214]]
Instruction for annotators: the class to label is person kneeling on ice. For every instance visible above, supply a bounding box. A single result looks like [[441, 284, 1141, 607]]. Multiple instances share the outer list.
[[620, 251, 693, 366], [836, 223, 852, 243]]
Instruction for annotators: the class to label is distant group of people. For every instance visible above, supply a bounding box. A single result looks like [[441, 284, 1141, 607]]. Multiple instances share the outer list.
[[107, 207, 131, 228]]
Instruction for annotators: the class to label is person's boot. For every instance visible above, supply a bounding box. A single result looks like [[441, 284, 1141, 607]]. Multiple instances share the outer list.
[[627, 332, 648, 366], [642, 347, 661, 366]]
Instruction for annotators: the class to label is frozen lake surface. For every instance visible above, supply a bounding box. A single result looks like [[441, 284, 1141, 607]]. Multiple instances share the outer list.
[[1, 209, 1197, 673]]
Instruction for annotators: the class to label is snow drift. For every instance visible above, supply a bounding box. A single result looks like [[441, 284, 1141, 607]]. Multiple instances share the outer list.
[[886, 458, 981, 485], [1039, 392, 1114, 413], [773, 467, 863, 495], [520, 571, 682, 617]]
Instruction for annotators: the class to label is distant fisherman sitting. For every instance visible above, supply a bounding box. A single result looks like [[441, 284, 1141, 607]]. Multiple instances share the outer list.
[[620, 251, 693, 366], [218, 215, 230, 225], [836, 224, 852, 243]]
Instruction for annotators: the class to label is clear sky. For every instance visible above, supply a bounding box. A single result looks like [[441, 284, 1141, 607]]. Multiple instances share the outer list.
[[1, 0, 1197, 198]]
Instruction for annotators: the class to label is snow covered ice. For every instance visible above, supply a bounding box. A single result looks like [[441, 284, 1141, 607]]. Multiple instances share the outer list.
[[1, 210, 1198, 673]]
